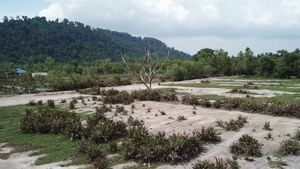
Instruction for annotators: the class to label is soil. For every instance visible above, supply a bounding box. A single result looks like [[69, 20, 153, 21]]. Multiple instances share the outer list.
[[0, 77, 299, 169]]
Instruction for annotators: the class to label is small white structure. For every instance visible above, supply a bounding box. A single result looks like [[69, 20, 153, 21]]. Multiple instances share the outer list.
[[32, 72, 48, 78]]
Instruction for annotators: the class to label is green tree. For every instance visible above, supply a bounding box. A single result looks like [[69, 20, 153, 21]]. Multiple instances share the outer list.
[[257, 55, 275, 76]]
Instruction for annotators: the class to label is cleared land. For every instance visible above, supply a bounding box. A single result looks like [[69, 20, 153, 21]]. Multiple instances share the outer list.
[[0, 77, 300, 169]]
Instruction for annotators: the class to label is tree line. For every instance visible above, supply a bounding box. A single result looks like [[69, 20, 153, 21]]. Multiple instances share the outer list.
[[1, 47, 299, 80]]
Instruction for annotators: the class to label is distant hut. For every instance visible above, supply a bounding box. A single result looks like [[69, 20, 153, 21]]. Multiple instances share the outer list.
[[12, 68, 26, 74], [32, 72, 48, 78]]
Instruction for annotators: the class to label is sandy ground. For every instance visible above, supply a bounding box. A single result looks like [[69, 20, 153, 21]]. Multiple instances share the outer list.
[[0, 78, 300, 169]]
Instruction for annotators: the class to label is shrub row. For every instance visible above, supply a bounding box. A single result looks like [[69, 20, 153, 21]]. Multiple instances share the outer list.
[[182, 94, 300, 118], [20, 107, 82, 139], [216, 115, 248, 131], [193, 157, 240, 169], [101, 89, 179, 105], [122, 126, 204, 164]]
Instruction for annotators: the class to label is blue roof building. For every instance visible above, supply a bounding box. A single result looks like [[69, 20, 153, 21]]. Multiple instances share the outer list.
[[12, 68, 26, 73]]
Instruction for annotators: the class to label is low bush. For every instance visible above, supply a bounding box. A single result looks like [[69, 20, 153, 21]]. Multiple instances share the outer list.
[[108, 141, 118, 153], [131, 90, 162, 101], [37, 100, 43, 105], [279, 139, 299, 155], [199, 99, 212, 107], [193, 126, 221, 143], [182, 94, 199, 105], [89, 119, 127, 144], [28, 100, 36, 106], [193, 157, 240, 169], [263, 122, 272, 131], [127, 116, 144, 127], [295, 130, 300, 141], [177, 115, 187, 121], [162, 92, 179, 102], [216, 115, 247, 131], [229, 88, 250, 94], [121, 128, 204, 164], [230, 135, 262, 157], [47, 99, 55, 108], [77, 140, 108, 168], [69, 101, 76, 109], [102, 89, 133, 104], [20, 107, 82, 139]]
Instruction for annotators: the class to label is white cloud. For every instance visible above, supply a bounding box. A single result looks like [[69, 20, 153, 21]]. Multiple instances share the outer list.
[[38, 0, 300, 54], [39, 3, 65, 20]]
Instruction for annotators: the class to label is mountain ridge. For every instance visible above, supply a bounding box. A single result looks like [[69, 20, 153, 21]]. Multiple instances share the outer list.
[[0, 16, 191, 64]]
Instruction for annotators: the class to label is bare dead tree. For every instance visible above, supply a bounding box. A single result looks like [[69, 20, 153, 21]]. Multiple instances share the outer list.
[[121, 46, 170, 92]]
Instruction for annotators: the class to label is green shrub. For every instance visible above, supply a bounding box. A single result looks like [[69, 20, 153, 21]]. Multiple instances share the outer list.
[[28, 100, 36, 106], [279, 139, 299, 155], [193, 157, 240, 169], [182, 94, 199, 105], [78, 140, 108, 168], [194, 126, 221, 143], [69, 101, 76, 109], [217, 115, 247, 131], [37, 100, 43, 105], [108, 141, 118, 153], [229, 88, 249, 94], [127, 116, 144, 127], [162, 92, 179, 102], [102, 90, 133, 104], [212, 100, 223, 108], [177, 115, 187, 122], [230, 135, 262, 157], [295, 130, 300, 141], [121, 128, 204, 164], [131, 90, 162, 101], [160, 111, 166, 115], [20, 107, 82, 139], [89, 120, 127, 144], [263, 122, 272, 131], [199, 99, 212, 107], [47, 99, 55, 108]]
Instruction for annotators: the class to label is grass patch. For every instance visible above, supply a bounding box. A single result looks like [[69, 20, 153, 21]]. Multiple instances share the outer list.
[[165, 81, 300, 93], [0, 105, 87, 166], [198, 94, 226, 100], [257, 94, 300, 104], [0, 153, 9, 159]]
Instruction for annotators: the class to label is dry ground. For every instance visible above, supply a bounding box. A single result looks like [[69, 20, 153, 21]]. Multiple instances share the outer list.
[[0, 77, 300, 169]]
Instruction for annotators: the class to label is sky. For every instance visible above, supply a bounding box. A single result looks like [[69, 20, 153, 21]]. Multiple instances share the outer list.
[[1, 0, 300, 56]]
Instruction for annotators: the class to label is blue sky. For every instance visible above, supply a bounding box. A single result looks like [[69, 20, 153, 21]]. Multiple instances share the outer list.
[[1, 0, 300, 56]]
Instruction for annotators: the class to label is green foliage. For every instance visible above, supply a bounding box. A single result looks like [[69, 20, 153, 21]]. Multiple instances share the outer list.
[[182, 94, 200, 105], [20, 107, 82, 139], [229, 88, 251, 94], [47, 99, 55, 108], [177, 115, 187, 121], [193, 157, 240, 169], [0, 16, 190, 64], [102, 89, 133, 105], [121, 129, 204, 164], [193, 126, 221, 143], [295, 130, 300, 141], [263, 122, 272, 131], [108, 141, 118, 153], [77, 140, 108, 168], [279, 139, 300, 155], [230, 135, 262, 157], [216, 115, 248, 131]]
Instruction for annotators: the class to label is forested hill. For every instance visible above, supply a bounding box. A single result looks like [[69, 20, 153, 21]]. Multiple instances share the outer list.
[[0, 16, 191, 64]]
